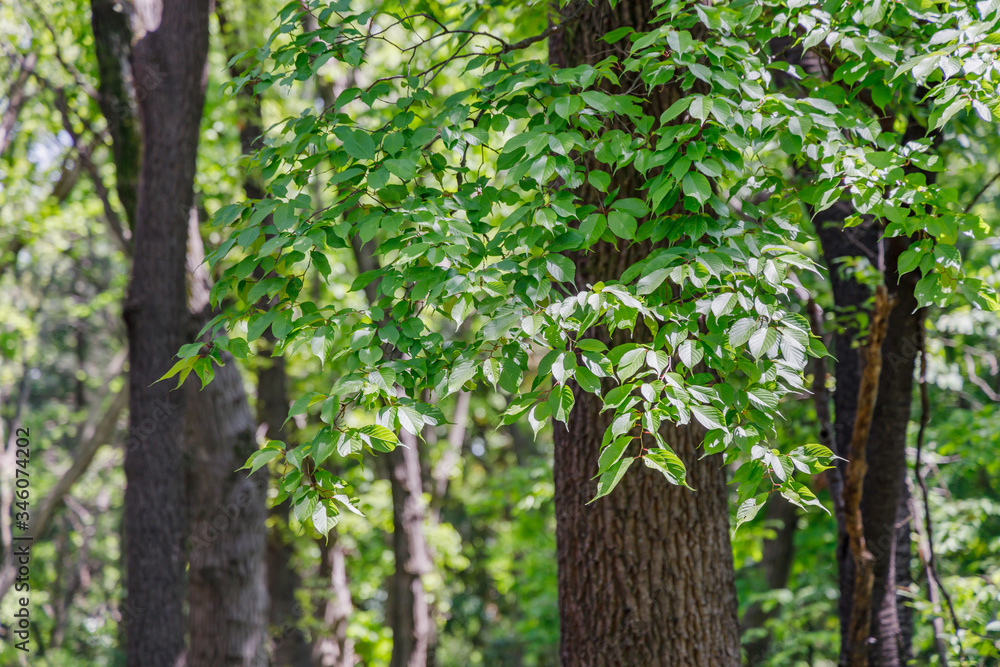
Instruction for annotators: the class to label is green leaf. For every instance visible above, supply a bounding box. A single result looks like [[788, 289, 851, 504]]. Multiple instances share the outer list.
[[550, 384, 575, 423], [729, 317, 757, 347], [449, 358, 478, 393], [588, 170, 611, 192], [529, 402, 551, 438], [342, 129, 377, 161], [677, 340, 703, 369], [603, 26, 634, 43], [682, 172, 711, 205], [608, 210, 637, 240], [748, 327, 778, 359], [597, 436, 632, 475], [617, 348, 647, 381], [243, 447, 282, 474], [691, 405, 726, 431], [611, 198, 648, 218], [398, 405, 425, 437], [360, 424, 398, 449], [644, 446, 690, 487], [588, 456, 634, 503], [735, 496, 766, 531], [547, 254, 576, 283], [636, 268, 670, 295], [660, 97, 693, 123], [312, 502, 336, 537]]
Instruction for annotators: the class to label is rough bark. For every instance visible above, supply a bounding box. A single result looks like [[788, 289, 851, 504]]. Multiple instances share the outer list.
[[549, 3, 741, 664], [121, 1, 211, 664], [859, 239, 922, 666]]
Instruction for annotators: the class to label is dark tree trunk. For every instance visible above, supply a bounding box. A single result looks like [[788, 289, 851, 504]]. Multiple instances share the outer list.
[[858, 237, 922, 666], [121, 1, 211, 665], [549, 3, 741, 664], [183, 345, 269, 666], [94, 3, 269, 663], [815, 218, 921, 667], [257, 348, 314, 667]]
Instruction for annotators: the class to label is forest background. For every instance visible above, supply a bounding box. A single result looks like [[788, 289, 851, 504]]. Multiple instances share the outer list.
[[1, 0, 999, 665]]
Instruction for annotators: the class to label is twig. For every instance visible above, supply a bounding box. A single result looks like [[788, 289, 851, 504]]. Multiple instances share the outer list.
[[843, 284, 895, 667], [964, 170, 1000, 213], [0, 52, 37, 156]]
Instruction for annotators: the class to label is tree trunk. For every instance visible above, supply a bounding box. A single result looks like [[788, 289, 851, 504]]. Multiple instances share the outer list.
[[122, 1, 211, 664], [184, 215, 270, 666], [257, 347, 315, 667], [815, 218, 921, 667], [312, 535, 356, 667], [90, 0, 140, 230], [549, 4, 741, 664], [388, 428, 434, 667]]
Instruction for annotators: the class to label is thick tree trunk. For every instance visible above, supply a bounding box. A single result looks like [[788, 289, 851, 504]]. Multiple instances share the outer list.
[[549, 3, 741, 664], [95, 3, 269, 663], [122, 1, 211, 665]]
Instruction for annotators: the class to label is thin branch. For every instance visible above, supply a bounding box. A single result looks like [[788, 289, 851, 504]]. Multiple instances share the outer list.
[[25, 0, 99, 101], [0, 52, 37, 156], [50, 88, 132, 253], [965, 170, 1000, 213]]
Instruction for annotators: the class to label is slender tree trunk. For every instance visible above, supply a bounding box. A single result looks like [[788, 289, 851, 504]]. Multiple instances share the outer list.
[[312, 535, 356, 667], [816, 218, 921, 667], [90, 0, 140, 230], [184, 216, 270, 667], [388, 428, 434, 667], [549, 5, 741, 664], [257, 347, 315, 667], [122, 1, 211, 664]]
